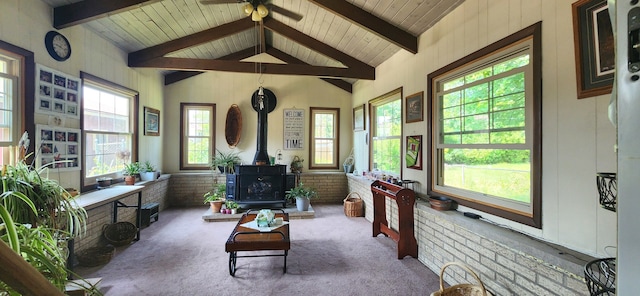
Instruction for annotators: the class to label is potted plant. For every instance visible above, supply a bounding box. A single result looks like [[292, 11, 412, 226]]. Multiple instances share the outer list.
[[123, 162, 140, 185], [204, 183, 226, 213], [225, 200, 239, 214], [139, 160, 157, 181], [285, 182, 317, 211], [211, 149, 241, 174]]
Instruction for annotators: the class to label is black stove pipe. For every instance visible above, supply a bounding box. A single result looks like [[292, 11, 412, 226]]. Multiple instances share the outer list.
[[252, 87, 275, 165]]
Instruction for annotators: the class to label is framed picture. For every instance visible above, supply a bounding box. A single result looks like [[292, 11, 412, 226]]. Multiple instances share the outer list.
[[405, 91, 423, 123], [572, 0, 614, 99], [353, 104, 365, 131], [406, 135, 422, 170], [144, 106, 160, 136]]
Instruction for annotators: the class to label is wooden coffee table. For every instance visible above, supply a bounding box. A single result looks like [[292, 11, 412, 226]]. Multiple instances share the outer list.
[[225, 210, 290, 276]]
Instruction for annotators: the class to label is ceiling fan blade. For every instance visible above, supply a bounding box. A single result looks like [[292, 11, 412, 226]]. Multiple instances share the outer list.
[[199, 0, 245, 4], [267, 4, 303, 21]]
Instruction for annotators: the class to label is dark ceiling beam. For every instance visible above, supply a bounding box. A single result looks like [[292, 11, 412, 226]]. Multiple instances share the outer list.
[[53, 0, 160, 29], [267, 48, 352, 93], [134, 57, 375, 79], [308, 0, 418, 54], [164, 71, 204, 86], [263, 18, 374, 75], [128, 18, 254, 66]]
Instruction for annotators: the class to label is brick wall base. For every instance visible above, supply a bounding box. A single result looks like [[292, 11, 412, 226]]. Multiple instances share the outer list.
[[347, 174, 591, 296]]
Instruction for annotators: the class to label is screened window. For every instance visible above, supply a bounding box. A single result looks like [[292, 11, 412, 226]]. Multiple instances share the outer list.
[[309, 107, 339, 169], [82, 73, 138, 187], [428, 23, 541, 227], [369, 88, 402, 176], [180, 103, 215, 170]]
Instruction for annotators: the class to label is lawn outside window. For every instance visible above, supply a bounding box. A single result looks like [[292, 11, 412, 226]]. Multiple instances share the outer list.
[[427, 23, 542, 228]]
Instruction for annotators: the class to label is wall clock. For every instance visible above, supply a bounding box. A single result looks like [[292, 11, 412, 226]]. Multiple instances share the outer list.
[[44, 31, 71, 61]]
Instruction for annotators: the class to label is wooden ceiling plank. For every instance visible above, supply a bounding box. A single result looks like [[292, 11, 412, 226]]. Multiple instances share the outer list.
[[133, 57, 374, 79], [308, 0, 417, 54], [54, 0, 160, 29], [263, 18, 372, 72], [267, 47, 352, 93], [128, 18, 254, 64]]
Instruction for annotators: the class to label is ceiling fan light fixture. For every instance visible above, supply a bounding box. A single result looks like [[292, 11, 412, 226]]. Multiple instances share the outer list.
[[257, 4, 269, 18], [251, 10, 261, 21], [243, 3, 253, 16]]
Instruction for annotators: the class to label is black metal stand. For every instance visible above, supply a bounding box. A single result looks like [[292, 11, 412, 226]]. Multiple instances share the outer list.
[[112, 191, 142, 241]]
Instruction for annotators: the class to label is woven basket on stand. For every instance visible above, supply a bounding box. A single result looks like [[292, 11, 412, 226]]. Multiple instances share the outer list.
[[343, 192, 364, 217], [103, 222, 137, 246], [430, 262, 493, 296]]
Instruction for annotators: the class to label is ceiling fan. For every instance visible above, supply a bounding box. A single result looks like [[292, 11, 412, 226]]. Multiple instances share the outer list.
[[200, 0, 303, 22]]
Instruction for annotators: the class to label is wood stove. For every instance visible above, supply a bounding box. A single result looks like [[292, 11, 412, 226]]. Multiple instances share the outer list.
[[226, 165, 294, 207]]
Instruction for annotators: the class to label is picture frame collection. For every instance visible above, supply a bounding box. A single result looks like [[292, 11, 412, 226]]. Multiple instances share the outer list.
[[36, 64, 80, 119], [36, 124, 81, 171]]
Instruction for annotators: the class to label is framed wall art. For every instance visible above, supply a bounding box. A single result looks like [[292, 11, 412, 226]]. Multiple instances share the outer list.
[[572, 0, 614, 99], [406, 135, 422, 170], [405, 91, 424, 123], [35, 124, 81, 171], [36, 64, 80, 119], [144, 107, 160, 136], [283, 108, 304, 149], [353, 104, 365, 131]]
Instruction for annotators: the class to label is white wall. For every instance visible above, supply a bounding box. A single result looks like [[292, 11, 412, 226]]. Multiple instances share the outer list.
[[163, 71, 352, 173], [352, 0, 617, 257], [0, 0, 164, 189]]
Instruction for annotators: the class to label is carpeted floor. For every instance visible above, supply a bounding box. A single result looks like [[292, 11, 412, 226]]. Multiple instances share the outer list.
[[76, 204, 441, 295]]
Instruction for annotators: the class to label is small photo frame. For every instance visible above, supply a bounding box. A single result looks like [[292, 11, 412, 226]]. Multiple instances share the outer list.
[[39, 70, 52, 83], [67, 132, 78, 142], [572, 0, 614, 99], [54, 88, 65, 100], [405, 91, 424, 123], [67, 157, 78, 168], [41, 143, 53, 154], [66, 105, 77, 116], [405, 135, 422, 170], [68, 144, 77, 155], [53, 102, 65, 113], [40, 85, 51, 97], [67, 92, 77, 102], [67, 79, 78, 91], [54, 131, 66, 142], [353, 104, 365, 131], [54, 75, 66, 87], [144, 106, 160, 136], [39, 99, 51, 111], [41, 129, 53, 141], [41, 157, 54, 168]]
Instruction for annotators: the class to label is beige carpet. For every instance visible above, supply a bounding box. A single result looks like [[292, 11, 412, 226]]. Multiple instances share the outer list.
[[76, 204, 440, 295]]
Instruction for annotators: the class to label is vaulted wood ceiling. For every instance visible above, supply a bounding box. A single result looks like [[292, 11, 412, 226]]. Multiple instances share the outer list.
[[41, 0, 465, 92]]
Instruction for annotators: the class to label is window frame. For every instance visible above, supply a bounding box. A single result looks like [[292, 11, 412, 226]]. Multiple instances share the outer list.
[[0, 42, 32, 166], [80, 72, 139, 191], [180, 103, 215, 170], [309, 107, 340, 170], [426, 22, 542, 228], [368, 87, 403, 177]]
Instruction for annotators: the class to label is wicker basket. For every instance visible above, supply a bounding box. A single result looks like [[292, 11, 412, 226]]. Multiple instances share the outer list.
[[430, 262, 493, 296], [343, 192, 364, 217], [76, 245, 115, 267], [103, 222, 137, 246]]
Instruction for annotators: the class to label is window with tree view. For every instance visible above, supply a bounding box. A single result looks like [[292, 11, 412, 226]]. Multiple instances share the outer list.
[[82, 73, 137, 185], [429, 23, 541, 227], [370, 88, 402, 176], [180, 103, 215, 170], [310, 107, 339, 169]]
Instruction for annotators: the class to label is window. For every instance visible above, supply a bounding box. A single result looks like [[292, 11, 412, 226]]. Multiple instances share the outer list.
[[309, 107, 339, 169], [427, 23, 541, 227], [369, 88, 402, 176], [0, 53, 20, 163], [180, 103, 215, 170], [82, 73, 138, 188]]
